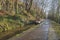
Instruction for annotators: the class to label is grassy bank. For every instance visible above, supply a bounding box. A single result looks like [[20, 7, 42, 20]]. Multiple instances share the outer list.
[[0, 24, 38, 40], [51, 21, 60, 39]]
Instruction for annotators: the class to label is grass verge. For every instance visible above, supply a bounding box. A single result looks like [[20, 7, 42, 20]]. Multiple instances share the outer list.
[[51, 21, 60, 39]]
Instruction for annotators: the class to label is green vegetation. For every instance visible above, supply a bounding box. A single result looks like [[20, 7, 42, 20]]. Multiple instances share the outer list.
[[52, 21, 60, 39], [0, 0, 45, 39]]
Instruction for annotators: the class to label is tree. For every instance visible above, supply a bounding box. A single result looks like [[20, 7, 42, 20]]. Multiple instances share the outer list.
[[14, 0, 18, 14], [23, 0, 33, 11]]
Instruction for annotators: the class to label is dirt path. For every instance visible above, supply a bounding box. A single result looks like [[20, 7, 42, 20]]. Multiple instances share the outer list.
[[8, 19, 58, 40]]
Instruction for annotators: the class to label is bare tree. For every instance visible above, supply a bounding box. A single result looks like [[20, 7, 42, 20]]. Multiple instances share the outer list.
[[23, 0, 33, 11]]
